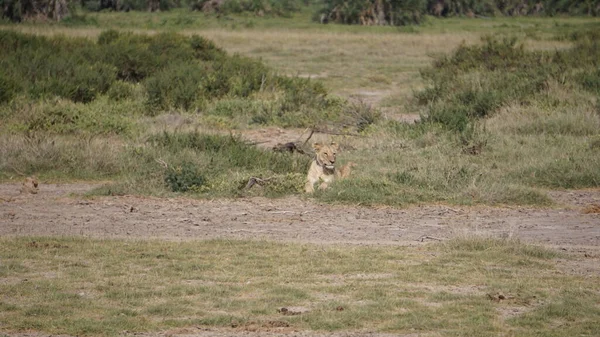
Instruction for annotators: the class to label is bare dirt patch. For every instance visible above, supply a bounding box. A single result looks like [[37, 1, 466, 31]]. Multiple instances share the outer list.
[[1, 183, 599, 249]]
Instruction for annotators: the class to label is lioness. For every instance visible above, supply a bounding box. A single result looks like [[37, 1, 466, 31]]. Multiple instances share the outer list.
[[20, 176, 39, 194], [305, 142, 353, 193]]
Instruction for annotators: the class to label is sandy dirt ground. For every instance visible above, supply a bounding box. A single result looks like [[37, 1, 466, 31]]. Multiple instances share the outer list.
[[1, 183, 599, 248], [1, 183, 599, 247], [1, 183, 599, 337]]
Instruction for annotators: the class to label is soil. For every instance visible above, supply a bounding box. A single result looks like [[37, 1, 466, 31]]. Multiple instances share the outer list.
[[2, 183, 599, 249]]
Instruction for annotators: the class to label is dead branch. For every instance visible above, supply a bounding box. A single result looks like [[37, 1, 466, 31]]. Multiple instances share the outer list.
[[9, 165, 27, 177], [417, 235, 444, 242], [244, 140, 270, 146], [302, 128, 315, 146], [245, 176, 275, 189], [272, 142, 306, 155], [155, 159, 169, 169]]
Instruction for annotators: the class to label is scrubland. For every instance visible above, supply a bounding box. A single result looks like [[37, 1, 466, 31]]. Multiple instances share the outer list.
[[1, 8, 599, 337]]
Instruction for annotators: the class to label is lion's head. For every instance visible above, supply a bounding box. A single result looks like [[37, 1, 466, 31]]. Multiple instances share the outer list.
[[313, 142, 339, 170]]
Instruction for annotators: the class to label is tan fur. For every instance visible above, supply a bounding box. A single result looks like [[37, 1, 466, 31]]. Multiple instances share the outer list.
[[20, 176, 39, 194], [305, 142, 354, 193]]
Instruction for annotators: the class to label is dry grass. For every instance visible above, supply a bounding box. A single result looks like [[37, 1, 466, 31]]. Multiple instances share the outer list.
[[0, 14, 598, 202], [0, 237, 598, 336]]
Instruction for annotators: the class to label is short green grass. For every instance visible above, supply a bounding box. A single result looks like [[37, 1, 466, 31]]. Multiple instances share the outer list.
[[1, 237, 598, 337]]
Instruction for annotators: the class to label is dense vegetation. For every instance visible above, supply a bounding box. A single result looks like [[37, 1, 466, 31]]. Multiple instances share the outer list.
[[0, 29, 341, 130], [0, 0, 70, 22], [0, 30, 360, 197], [2, 0, 598, 23], [0, 13, 599, 205], [317, 0, 599, 26], [417, 29, 600, 132], [314, 28, 600, 205]]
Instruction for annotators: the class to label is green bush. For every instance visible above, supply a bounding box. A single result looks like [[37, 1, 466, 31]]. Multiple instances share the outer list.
[[2, 98, 132, 135], [0, 30, 336, 128], [0, 73, 17, 104], [189, 35, 227, 61], [146, 131, 311, 195], [416, 34, 600, 131], [165, 162, 207, 192], [577, 68, 600, 94], [41, 62, 116, 103], [107, 80, 135, 101], [149, 131, 309, 174], [206, 98, 256, 117], [0, 31, 115, 103], [145, 63, 206, 112]]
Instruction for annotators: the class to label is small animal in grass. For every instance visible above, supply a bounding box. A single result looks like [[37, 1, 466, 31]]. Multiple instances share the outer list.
[[305, 142, 354, 193], [20, 176, 39, 194]]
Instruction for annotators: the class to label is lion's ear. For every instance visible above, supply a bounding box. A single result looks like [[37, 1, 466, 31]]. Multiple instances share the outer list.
[[330, 142, 339, 152], [313, 142, 323, 151]]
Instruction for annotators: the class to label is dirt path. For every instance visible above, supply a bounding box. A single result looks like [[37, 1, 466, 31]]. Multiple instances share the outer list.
[[1, 183, 599, 249]]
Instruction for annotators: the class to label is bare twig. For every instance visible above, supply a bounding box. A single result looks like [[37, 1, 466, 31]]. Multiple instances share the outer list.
[[272, 142, 306, 155], [244, 140, 270, 146], [260, 74, 266, 91], [9, 165, 27, 177], [245, 176, 275, 189], [155, 159, 169, 169], [302, 128, 315, 146], [417, 235, 444, 242]]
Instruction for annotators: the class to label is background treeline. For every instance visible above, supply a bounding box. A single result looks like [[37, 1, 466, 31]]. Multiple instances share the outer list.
[[81, 0, 303, 14], [2, 0, 598, 23], [0, 0, 306, 21], [317, 0, 600, 26]]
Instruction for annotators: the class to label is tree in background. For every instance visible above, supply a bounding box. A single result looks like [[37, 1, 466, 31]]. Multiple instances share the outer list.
[[1, 0, 69, 21], [190, 0, 302, 16], [317, 0, 598, 26], [80, 0, 174, 11], [317, 0, 427, 25]]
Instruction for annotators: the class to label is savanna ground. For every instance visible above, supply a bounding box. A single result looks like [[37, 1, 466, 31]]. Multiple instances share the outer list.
[[1, 6, 600, 337]]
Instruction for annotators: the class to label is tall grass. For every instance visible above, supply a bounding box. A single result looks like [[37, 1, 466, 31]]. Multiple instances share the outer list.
[[417, 33, 600, 132], [85, 131, 312, 197], [1, 19, 599, 206], [313, 28, 599, 206]]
